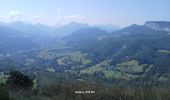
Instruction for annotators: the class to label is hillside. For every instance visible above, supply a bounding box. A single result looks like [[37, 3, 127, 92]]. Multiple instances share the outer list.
[[0, 25, 39, 56]]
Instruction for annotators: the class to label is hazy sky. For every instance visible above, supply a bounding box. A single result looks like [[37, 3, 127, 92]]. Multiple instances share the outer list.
[[0, 0, 169, 27]]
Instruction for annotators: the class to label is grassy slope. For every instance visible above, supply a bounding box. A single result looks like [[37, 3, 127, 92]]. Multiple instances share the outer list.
[[81, 60, 151, 80]]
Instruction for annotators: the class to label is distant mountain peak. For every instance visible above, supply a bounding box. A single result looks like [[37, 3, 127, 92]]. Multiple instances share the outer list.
[[66, 22, 89, 27], [145, 21, 170, 25], [144, 21, 170, 32], [93, 24, 121, 32], [122, 24, 141, 31], [68, 21, 82, 25], [9, 21, 29, 25]]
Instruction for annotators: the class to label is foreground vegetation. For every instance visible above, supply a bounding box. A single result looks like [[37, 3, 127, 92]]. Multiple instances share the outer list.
[[0, 70, 170, 100]]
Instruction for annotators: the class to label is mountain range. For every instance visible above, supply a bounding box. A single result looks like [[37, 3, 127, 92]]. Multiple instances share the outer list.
[[1, 21, 170, 100], [0, 21, 170, 82]]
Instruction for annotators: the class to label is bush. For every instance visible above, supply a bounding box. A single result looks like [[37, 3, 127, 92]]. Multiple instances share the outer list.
[[6, 70, 33, 90], [0, 84, 10, 100]]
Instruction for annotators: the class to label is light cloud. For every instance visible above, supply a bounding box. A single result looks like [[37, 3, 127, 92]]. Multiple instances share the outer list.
[[54, 7, 84, 25], [31, 15, 46, 24], [63, 15, 83, 23], [8, 11, 23, 20], [54, 15, 84, 25], [57, 7, 63, 16], [64, 15, 83, 20], [0, 9, 84, 26], [0, 10, 23, 22]]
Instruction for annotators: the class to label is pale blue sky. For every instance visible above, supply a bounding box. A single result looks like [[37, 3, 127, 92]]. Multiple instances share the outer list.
[[0, 0, 169, 26]]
